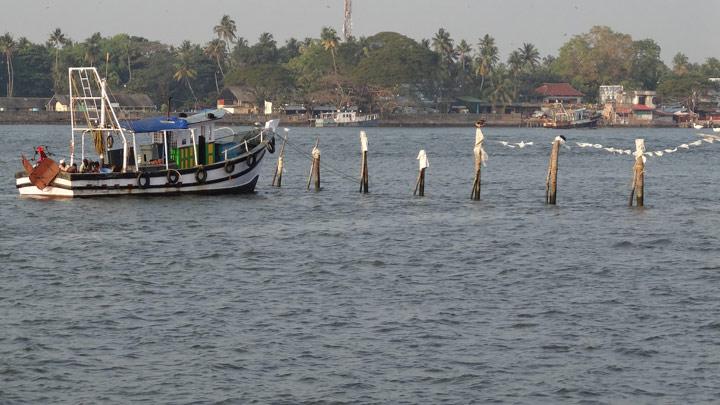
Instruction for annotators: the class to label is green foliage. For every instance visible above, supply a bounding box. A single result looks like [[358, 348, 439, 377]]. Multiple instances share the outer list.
[[657, 72, 710, 99], [13, 41, 53, 97], [225, 63, 293, 106], [352, 32, 436, 89], [553, 26, 635, 98], [628, 39, 667, 90], [0, 24, 714, 111]]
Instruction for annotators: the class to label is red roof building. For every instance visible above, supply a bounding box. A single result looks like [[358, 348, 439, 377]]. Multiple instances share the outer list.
[[534, 83, 584, 104]]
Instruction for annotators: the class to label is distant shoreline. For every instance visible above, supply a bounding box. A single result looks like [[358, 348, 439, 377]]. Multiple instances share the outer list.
[[0, 111, 679, 128]]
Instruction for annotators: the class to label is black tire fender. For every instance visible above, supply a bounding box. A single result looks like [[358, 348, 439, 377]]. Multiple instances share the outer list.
[[246, 153, 256, 167], [137, 172, 150, 188], [167, 169, 180, 184], [195, 166, 207, 183], [106, 134, 114, 149], [224, 160, 235, 174], [267, 137, 275, 153]]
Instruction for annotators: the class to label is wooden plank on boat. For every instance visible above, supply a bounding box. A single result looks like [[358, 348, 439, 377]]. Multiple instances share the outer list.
[[21, 154, 33, 174], [29, 158, 60, 189]]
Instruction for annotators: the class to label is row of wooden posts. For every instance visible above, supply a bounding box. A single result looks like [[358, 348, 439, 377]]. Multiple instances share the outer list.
[[270, 126, 646, 207]]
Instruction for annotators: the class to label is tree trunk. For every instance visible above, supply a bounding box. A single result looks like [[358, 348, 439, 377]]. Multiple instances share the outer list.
[[186, 78, 197, 105], [5, 55, 12, 97], [331, 49, 338, 75], [127, 50, 132, 85], [216, 55, 224, 77]]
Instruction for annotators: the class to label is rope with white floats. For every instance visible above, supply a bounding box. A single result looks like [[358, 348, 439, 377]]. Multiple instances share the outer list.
[[573, 133, 718, 159]]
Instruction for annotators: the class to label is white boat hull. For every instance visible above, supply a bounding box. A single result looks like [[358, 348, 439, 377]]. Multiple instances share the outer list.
[[16, 148, 267, 197]]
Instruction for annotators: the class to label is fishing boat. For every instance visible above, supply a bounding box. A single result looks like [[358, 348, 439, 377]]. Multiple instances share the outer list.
[[15, 67, 277, 197], [542, 104, 600, 129], [310, 110, 379, 127]]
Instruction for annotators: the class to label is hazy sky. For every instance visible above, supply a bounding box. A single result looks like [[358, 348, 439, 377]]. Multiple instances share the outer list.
[[1, 0, 718, 64]]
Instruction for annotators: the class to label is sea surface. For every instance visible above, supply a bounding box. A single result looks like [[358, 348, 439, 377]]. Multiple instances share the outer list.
[[2, 124, 720, 404]]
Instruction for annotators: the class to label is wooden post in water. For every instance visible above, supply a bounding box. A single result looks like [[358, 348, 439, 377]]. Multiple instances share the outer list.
[[272, 129, 288, 187], [359, 131, 369, 193], [545, 135, 564, 205], [471, 120, 487, 201], [629, 138, 645, 207], [307, 137, 320, 191], [414, 150, 429, 196]]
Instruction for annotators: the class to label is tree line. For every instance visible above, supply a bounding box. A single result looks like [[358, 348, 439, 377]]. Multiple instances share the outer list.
[[0, 18, 718, 113]]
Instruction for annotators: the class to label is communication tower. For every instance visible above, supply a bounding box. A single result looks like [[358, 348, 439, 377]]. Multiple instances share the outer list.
[[343, 0, 352, 41]]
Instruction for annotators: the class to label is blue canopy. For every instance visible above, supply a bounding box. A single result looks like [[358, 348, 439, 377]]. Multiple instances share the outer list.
[[121, 116, 189, 133]]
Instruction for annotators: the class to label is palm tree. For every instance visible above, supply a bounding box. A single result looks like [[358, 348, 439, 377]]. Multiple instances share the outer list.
[[519, 42, 540, 71], [124, 39, 140, 85], [490, 67, 513, 112], [476, 34, 499, 92], [320, 27, 340, 75], [507, 50, 524, 99], [432, 28, 456, 66], [0, 33, 16, 97], [84, 32, 102, 66], [673, 52, 689, 75], [214, 15, 237, 48], [456, 39, 472, 72], [258, 32, 276, 48], [174, 41, 198, 105], [507, 50, 524, 76], [204, 39, 226, 94], [282, 37, 301, 60], [204, 38, 226, 77], [49, 28, 67, 91]]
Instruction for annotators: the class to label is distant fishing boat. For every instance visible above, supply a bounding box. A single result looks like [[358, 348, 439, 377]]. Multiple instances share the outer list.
[[542, 104, 599, 129], [310, 110, 379, 127], [15, 67, 277, 197]]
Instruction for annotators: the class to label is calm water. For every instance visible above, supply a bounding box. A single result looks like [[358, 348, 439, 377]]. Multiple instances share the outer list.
[[2, 124, 720, 404]]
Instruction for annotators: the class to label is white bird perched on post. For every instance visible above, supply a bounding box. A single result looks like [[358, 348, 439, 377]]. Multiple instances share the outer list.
[[555, 135, 570, 150]]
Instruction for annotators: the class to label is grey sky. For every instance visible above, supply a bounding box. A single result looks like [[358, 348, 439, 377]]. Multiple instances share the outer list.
[[1, 0, 718, 64]]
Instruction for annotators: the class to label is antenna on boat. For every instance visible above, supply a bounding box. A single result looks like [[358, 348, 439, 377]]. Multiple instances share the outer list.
[[167, 97, 172, 119], [105, 52, 109, 79]]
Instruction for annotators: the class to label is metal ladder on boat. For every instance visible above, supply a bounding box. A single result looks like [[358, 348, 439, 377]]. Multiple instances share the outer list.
[[77, 69, 100, 125]]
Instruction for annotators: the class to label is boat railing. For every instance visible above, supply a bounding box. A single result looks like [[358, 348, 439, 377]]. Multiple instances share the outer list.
[[221, 126, 274, 161]]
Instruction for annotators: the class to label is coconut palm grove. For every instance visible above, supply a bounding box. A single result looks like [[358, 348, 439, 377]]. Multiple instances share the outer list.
[[0, 16, 718, 113]]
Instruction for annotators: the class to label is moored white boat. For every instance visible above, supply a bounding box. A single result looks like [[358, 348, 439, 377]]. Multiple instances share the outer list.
[[310, 110, 379, 127], [542, 105, 599, 129], [15, 67, 277, 197]]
